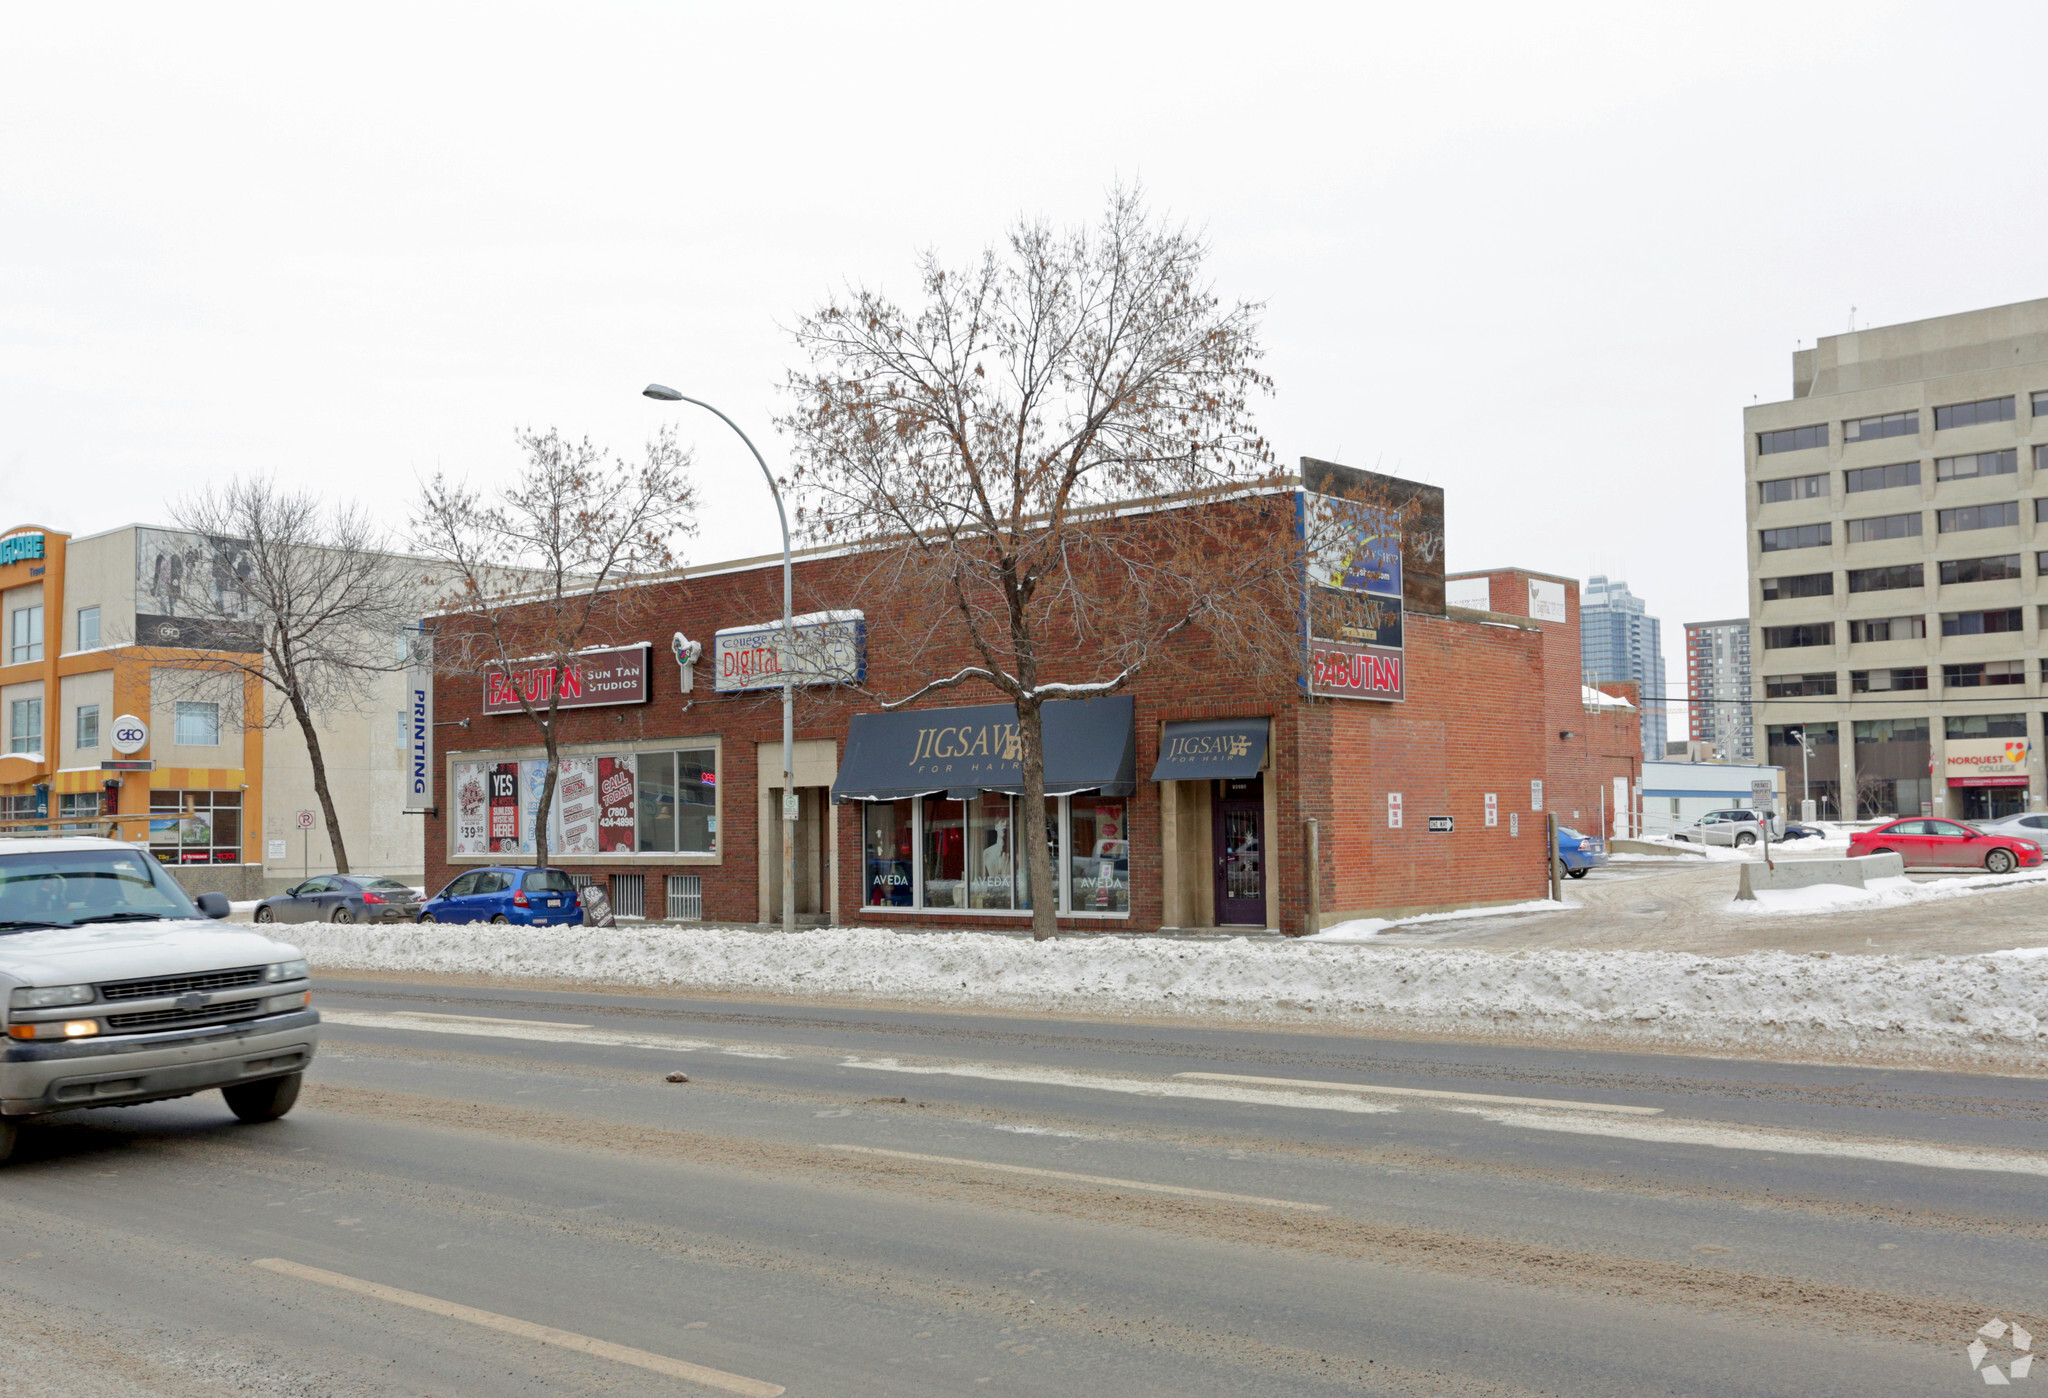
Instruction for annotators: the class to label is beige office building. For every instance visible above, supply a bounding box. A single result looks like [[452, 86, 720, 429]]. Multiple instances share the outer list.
[[1745, 298, 2048, 822]]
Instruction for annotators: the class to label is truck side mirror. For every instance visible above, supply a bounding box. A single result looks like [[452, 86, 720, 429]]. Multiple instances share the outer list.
[[195, 891, 231, 920]]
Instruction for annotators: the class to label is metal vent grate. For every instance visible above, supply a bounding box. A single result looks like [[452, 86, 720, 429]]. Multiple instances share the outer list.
[[664, 874, 702, 922], [610, 873, 645, 920], [98, 967, 266, 1002]]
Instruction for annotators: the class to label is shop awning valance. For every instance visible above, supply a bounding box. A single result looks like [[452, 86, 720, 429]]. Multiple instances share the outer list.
[[1149, 717, 1270, 782], [832, 696, 1135, 803]]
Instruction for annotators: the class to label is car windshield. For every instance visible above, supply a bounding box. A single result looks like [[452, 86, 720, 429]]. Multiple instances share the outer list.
[[523, 870, 575, 893], [357, 877, 415, 893], [0, 847, 201, 932]]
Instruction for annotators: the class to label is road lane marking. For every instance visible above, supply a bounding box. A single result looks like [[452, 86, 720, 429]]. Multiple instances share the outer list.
[[826, 1145, 1329, 1211], [1173, 1072, 1664, 1116], [1451, 1108, 2048, 1177], [319, 1010, 789, 1058], [839, 1057, 1399, 1114], [254, 1258, 783, 1396]]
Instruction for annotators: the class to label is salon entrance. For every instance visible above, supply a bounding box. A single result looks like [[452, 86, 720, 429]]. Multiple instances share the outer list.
[[1213, 775, 1266, 925]]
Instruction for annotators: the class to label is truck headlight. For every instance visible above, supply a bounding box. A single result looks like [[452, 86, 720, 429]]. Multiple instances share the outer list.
[[264, 960, 310, 982], [9, 984, 94, 1010]]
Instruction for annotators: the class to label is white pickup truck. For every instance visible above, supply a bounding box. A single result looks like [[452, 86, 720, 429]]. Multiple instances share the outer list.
[[0, 836, 319, 1164]]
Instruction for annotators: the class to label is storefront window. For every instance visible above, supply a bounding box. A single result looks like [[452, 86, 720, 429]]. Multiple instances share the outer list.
[[921, 796, 966, 908], [149, 789, 241, 864], [863, 800, 913, 906], [453, 744, 715, 859], [636, 748, 717, 854], [1068, 794, 1130, 913], [637, 753, 677, 853], [967, 794, 1014, 910]]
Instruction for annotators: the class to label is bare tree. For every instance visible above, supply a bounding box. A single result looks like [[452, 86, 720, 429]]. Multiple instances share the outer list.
[[780, 188, 1327, 940], [164, 479, 420, 874], [413, 427, 696, 868]]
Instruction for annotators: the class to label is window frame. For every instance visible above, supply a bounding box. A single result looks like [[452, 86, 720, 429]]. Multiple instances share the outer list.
[[75, 702, 100, 750], [1757, 473, 1826, 504], [75, 605, 100, 652], [1757, 424, 1828, 455], [1937, 501, 2021, 533], [1934, 449, 2017, 481], [1939, 554, 2023, 585], [1843, 461, 1920, 494], [1846, 563, 1924, 593], [445, 736, 727, 866], [1846, 512, 1923, 543], [1762, 622, 1834, 650], [1933, 396, 2016, 430], [1759, 523, 1831, 553], [173, 700, 222, 747], [1841, 411, 1918, 443], [858, 791, 1132, 920], [1759, 572, 1833, 601], [7, 697, 42, 754], [8, 604, 43, 664]]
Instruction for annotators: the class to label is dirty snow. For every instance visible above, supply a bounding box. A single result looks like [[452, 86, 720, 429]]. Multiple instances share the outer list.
[[293, 921, 2048, 1063], [1733, 869, 2048, 916], [1305, 898, 1569, 942]]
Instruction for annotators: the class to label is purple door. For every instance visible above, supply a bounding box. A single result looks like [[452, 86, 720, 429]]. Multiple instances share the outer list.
[[1213, 779, 1266, 925]]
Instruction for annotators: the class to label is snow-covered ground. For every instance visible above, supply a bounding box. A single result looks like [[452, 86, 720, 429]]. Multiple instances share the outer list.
[[1734, 869, 2048, 915], [290, 921, 2048, 1066]]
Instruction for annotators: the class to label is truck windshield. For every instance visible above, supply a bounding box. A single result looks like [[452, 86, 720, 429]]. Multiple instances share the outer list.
[[0, 848, 201, 932]]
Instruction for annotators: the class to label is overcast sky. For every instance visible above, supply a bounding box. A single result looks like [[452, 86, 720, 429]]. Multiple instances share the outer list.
[[6, 3, 2043, 722]]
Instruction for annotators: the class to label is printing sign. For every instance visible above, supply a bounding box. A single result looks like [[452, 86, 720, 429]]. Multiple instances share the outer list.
[[483, 643, 650, 715], [403, 629, 433, 813], [712, 611, 866, 693], [1299, 490, 1404, 702]]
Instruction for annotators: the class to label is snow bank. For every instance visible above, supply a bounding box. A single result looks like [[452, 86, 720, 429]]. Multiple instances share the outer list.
[[1733, 869, 2048, 916], [1306, 899, 1569, 942], [293, 922, 2048, 1061]]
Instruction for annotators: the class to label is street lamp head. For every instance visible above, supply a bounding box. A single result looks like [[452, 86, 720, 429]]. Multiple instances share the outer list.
[[642, 383, 684, 402]]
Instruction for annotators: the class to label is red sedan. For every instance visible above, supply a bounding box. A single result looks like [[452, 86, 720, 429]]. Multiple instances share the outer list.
[[1848, 817, 2044, 873]]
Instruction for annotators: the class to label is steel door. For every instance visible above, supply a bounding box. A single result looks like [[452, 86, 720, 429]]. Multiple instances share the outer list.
[[1213, 799, 1266, 925]]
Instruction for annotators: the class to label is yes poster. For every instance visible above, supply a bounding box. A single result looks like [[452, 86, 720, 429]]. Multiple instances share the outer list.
[[487, 761, 521, 852]]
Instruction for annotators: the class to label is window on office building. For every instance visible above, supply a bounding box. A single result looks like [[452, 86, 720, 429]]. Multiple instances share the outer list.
[[1849, 616, 1926, 643], [1851, 667, 1928, 692], [1760, 572, 1833, 600], [174, 701, 220, 746], [1846, 512, 1922, 543], [147, 789, 242, 865], [1935, 449, 2017, 481], [1844, 461, 1919, 494], [1846, 563, 1923, 593], [1941, 608, 2024, 637], [1942, 660, 2025, 688], [1843, 411, 1918, 443], [1763, 622, 1833, 649], [1853, 717, 1932, 819], [1940, 554, 2023, 584], [1764, 673, 1837, 697], [1758, 424, 1828, 455], [1768, 723, 1840, 819], [7, 698, 41, 754], [1934, 396, 2016, 429], [1760, 523, 1831, 552], [1938, 501, 2019, 533], [75, 703, 99, 749], [1947, 713, 2027, 739], [1758, 474, 1826, 504], [76, 605, 99, 651], [8, 605, 42, 664]]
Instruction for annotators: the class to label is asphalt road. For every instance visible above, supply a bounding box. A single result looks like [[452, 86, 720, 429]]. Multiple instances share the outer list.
[[2, 976, 2042, 1396]]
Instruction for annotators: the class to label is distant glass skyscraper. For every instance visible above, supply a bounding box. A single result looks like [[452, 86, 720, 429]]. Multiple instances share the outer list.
[[1580, 576, 1666, 762]]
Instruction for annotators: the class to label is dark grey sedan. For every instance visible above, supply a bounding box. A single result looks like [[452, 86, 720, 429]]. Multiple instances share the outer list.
[[254, 875, 423, 925]]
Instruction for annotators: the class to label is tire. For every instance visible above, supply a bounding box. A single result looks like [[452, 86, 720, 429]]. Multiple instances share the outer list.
[[331, 906, 354, 923], [1987, 848, 2016, 875], [1565, 866, 1588, 879], [0, 1118, 15, 1165], [223, 1072, 302, 1123], [491, 914, 509, 925], [1671, 835, 1688, 843], [255, 907, 274, 923], [418, 913, 436, 924], [1734, 832, 1757, 847]]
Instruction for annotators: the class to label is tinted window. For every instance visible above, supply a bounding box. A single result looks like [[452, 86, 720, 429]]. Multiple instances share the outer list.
[[524, 869, 576, 893], [1933, 396, 2015, 430], [1758, 424, 1828, 454], [1937, 501, 2019, 532], [1760, 523, 1831, 552], [358, 876, 415, 892], [443, 872, 479, 898], [1848, 616, 1925, 642], [1847, 512, 1922, 542], [1850, 667, 1928, 692], [1763, 623, 1833, 648], [1759, 474, 1826, 504], [1846, 563, 1923, 592], [1760, 572, 1833, 600], [473, 871, 510, 895], [1842, 411, 1918, 442], [1844, 461, 1919, 493], [1942, 661, 2025, 688], [1947, 713, 2026, 738], [1941, 608, 2024, 636], [1939, 554, 2022, 584], [1935, 449, 2016, 480], [1764, 673, 1837, 697]]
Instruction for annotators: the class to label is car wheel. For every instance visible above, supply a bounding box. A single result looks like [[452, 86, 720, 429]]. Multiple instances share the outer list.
[[1987, 848, 2016, 875], [491, 914, 510, 924], [1670, 835, 1687, 843], [331, 906, 354, 923], [418, 913, 436, 924], [223, 1072, 302, 1123], [1734, 832, 1757, 847], [255, 906, 274, 923], [1565, 866, 1588, 879]]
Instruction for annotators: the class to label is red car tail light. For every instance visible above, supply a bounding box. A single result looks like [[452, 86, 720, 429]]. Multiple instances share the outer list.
[[513, 888, 530, 907], [362, 892, 386, 904]]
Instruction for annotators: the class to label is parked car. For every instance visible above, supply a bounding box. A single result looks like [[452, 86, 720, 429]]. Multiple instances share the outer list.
[[1777, 822, 1824, 840], [1555, 826, 1604, 879], [419, 867, 583, 925], [1669, 809, 1774, 847], [0, 835, 318, 1163], [254, 874, 422, 925], [1973, 811, 2048, 839], [1847, 817, 2043, 873]]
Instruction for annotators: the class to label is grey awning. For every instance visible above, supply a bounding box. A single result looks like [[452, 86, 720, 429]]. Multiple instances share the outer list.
[[1149, 717, 1270, 782], [832, 695, 1135, 802]]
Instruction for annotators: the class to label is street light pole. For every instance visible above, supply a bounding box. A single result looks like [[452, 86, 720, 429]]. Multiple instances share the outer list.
[[644, 384, 796, 936]]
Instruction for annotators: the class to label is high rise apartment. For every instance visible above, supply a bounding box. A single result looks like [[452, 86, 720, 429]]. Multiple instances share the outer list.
[[1580, 575, 1666, 762], [1745, 297, 2048, 821], [1684, 618, 1754, 761]]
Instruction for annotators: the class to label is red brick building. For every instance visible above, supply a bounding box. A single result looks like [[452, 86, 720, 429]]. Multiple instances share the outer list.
[[423, 464, 1639, 933]]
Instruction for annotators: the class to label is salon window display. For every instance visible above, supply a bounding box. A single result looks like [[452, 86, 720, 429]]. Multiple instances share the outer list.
[[862, 794, 1127, 915], [451, 747, 716, 857]]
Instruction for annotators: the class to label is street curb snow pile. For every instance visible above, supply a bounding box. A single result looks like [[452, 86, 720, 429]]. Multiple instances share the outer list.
[[1732, 869, 2048, 915], [291, 923, 2048, 1060]]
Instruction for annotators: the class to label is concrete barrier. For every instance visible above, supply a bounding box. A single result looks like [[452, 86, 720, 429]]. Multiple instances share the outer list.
[[1736, 852, 1904, 900], [1609, 839, 1708, 858]]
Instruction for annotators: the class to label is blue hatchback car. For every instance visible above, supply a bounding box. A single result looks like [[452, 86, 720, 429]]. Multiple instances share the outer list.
[[420, 866, 583, 926]]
